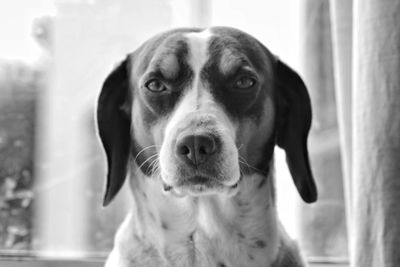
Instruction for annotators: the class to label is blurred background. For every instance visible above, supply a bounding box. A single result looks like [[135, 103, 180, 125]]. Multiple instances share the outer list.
[[0, 0, 347, 263]]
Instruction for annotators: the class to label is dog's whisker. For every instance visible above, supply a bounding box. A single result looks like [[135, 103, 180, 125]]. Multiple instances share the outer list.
[[239, 166, 244, 177], [148, 158, 160, 177], [149, 158, 158, 171], [134, 145, 161, 161], [151, 167, 160, 179], [146, 158, 158, 175], [150, 159, 161, 179], [238, 157, 252, 170], [153, 163, 161, 176], [136, 154, 159, 174], [238, 156, 264, 174]]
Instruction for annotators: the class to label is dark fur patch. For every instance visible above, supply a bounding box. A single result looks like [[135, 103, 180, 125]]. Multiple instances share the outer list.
[[161, 221, 169, 230], [137, 36, 192, 116], [202, 37, 267, 122], [254, 239, 266, 249], [189, 232, 194, 242], [238, 232, 245, 240]]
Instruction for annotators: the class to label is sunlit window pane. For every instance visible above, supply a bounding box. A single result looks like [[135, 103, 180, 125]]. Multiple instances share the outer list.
[[0, 0, 348, 261]]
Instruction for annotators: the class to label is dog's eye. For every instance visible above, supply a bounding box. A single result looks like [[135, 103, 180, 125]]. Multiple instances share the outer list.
[[145, 79, 166, 92], [235, 76, 256, 89]]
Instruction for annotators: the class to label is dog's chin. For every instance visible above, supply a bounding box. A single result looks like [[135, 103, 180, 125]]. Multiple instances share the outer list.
[[161, 176, 240, 198]]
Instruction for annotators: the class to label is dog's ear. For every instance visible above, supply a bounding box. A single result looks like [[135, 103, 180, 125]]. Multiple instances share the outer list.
[[275, 59, 317, 203], [97, 57, 131, 206]]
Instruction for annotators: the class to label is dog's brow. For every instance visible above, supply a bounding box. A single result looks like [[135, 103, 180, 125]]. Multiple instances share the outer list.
[[219, 50, 252, 76], [154, 54, 180, 80]]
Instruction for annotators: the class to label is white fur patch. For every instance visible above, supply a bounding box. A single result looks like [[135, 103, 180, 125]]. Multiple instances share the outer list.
[[185, 29, 213, 78]]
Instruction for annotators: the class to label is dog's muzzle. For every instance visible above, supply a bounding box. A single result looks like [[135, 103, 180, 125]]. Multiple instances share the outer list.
[[159, 113, 241, 197]]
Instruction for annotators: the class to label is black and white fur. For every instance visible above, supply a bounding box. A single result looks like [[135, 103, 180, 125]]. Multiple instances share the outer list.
[[97, 27, 317, 267]]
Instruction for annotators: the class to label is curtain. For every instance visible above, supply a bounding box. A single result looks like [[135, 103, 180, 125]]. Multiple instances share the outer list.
[[299, 0, 348, 258], [351, 1, 400, 266], [303, 0, 400, 266]]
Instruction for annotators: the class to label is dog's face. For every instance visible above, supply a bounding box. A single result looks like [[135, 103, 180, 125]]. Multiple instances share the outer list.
[[97, 27, 317, 205], [133, 28, 275, 197]]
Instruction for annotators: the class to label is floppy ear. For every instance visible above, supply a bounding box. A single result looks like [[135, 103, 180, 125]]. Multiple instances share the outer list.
[[97, 57, 131, 206], [275, 59, 317, 203]]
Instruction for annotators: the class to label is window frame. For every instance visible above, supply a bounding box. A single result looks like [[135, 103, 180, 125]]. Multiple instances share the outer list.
[[0, 0, 348, 264], [0, 253, 349, 267]]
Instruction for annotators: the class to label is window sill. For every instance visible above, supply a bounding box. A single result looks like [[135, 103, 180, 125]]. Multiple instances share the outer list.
[[0, 259, 103, 267], [0, 253, 104, 267], [0, 254, 349, 267]]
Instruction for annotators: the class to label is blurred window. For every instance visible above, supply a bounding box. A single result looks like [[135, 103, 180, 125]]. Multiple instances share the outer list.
[[0, 0, 347, 265]]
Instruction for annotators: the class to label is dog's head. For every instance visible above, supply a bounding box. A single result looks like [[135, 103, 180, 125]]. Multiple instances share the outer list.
[[97, 27, 317, 206]]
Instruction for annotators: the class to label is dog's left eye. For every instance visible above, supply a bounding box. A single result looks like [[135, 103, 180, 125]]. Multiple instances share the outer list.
[[145, 79, 166, 92], [235, 76, 256, 89]]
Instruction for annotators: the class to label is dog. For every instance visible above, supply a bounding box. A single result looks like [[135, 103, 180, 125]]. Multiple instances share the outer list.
[[96, 27, 317, 267]]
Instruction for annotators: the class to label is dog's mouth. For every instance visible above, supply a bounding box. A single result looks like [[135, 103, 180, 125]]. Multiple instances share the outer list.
[[162, 175, 240, 197]]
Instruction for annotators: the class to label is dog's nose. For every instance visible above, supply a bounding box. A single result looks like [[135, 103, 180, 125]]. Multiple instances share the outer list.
[[176, 134, 217, 166]]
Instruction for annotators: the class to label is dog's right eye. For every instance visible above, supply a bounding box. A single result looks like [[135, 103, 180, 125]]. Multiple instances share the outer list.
[[145, 79, 166, 92]]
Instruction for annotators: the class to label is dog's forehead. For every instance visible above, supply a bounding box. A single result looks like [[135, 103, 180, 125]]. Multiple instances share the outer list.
[[130, 27, 274, 123], [135, 31, 190, 79], [136, 27, 268, 77], [207, 27, 269, 71], [184, 29, 213, 74]]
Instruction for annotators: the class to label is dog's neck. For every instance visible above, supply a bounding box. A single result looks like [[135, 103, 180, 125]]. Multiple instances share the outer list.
[[121, 160, 288, 267]]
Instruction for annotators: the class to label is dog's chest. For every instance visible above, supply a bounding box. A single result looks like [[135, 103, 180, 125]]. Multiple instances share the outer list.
[[127, 174, 279, 267]]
